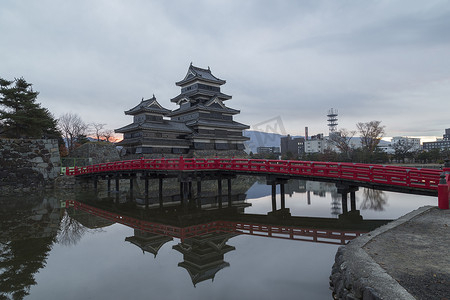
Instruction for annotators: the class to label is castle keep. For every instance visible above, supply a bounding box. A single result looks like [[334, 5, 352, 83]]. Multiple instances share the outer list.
[[115, 64, 249, 157]]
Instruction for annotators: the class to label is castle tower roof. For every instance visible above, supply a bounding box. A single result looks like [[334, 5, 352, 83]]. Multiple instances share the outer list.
[[125, 95, 171, 116], [176, 63, 226, 87]]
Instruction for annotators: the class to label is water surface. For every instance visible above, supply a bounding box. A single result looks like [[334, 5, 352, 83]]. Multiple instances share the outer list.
[[0, 177, 437, 299]]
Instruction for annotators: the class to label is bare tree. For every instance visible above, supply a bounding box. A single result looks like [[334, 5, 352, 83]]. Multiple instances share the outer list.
[[92, 123, 106, 141], [58, 112, 89, 153], [102, 129, 115, 142], [328, 129, 356, 159], [392, 139, 416, 163], [356, 121, 385, 153]]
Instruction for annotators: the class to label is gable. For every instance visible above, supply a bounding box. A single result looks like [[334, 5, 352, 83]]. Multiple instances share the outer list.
[[209, 102, 223, 109], [183, 69, 196, 81], [147, 99, 164, 109], [205, 97, 226, 109]]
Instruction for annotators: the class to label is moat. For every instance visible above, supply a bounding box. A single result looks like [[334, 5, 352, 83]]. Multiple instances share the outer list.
[[0, 177, 437, 300]]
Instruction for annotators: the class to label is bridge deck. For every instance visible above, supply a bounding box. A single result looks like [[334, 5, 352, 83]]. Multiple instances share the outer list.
[[66, 157, 444, 196]]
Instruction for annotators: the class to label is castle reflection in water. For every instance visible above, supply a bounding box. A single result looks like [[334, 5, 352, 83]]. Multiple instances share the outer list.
[[0, 177, 392, 298]]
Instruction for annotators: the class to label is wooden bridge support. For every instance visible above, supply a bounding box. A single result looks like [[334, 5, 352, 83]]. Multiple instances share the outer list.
[[271, 183, 276, 211], [173, 174, 236, 210], [350, 191, 357, 211], [280, 183, 286, 210], [341, 193, 348, 214], [228, 178, 232, 207], [178, 178, 193, 208], [159, 178, 163, 208], [188, 181, 194, 206], [218, 179, 223, 209], [336, 183, 359, 214], [336, 183, 363, 221], [179, 182, 183, 202], [197, 181, 202, 208], [267, 176, 289, 215], [180, 182, 188, 204], [129, 178, 134, 196], [144, 178, 149, 196]]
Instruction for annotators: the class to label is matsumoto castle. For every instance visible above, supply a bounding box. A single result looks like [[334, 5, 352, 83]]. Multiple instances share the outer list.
[[115, 64, 249, 157]]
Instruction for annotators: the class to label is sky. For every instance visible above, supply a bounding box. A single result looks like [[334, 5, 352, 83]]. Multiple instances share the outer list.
[[1, 0, 449, 142]]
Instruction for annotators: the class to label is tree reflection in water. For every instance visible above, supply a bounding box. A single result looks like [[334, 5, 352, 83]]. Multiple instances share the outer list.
[[360, 189, 388, 211], [0, 196, 62, 300], [58, 207, 107, 246], [57, 211, 88, 246]]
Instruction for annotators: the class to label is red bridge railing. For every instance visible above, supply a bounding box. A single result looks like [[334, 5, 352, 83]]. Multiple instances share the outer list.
[[65, 157, 443, 191]]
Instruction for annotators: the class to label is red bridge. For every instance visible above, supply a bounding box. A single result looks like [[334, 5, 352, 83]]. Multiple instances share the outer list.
[[66, 157, 450, 209]]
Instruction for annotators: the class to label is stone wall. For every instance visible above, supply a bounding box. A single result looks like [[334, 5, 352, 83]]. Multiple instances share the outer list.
[[0, 139, 60, 194], [69, 142, 120, 165], [330, 246, 382, 300]]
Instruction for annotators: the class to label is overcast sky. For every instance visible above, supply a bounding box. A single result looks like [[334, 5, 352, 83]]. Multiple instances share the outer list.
[[1, 0, 449, 141]]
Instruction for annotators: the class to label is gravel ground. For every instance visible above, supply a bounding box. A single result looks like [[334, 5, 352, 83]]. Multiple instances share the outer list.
[[363, 207, 450, 300]]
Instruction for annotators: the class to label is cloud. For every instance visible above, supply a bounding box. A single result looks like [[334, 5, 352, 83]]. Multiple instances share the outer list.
[[1, 0, 449, 139]]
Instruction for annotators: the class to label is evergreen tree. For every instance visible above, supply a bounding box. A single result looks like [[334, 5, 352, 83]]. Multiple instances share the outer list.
[[0, 77, 60, 139]]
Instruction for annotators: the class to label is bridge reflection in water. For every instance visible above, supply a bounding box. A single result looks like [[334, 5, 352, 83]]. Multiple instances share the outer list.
[[66, 182, 390, 286]]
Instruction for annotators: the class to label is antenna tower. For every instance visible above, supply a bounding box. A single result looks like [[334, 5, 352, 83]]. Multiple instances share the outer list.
[[327, 108, 338, 134]]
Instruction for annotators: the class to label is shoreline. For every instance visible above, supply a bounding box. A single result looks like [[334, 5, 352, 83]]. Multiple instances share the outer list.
[[330, 206, 450, 299]]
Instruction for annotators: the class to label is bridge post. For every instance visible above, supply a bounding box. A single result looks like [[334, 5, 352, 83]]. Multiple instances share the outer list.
[[159, 177, 163, 208], [266, 176, 289, 214], [188, 181, 193, 205], [271, 183, 277, 212], [218, 179, 223, 209], [341, 193, 348, 213], [197, 181, 202, 208], [438, 173, 449, 210], [350, 191, 357, 211], [129, 178, 133, 194], [107, 177, 111, 192], [93, 176, 98, 190], [180, 182, 185, 204], [142, 173, 149, 206], [228, 178, 232, 207], [115, 176, 120, 192], [336, 183, 359, 214]]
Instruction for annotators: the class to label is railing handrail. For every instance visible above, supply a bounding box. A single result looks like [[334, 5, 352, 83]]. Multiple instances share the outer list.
[[65, 157, 442, 190]]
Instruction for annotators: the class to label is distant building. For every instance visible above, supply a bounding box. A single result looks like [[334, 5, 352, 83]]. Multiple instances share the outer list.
[[423, 128, 450, 151], [305, 134, 324, 154], [115, 64, 249, 157], [280, 135, 305, 156], [377, 137, 421, 154], [257, 146, 280, 154], [391, 137, 421, 151], [444, 128, 450, 140]]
